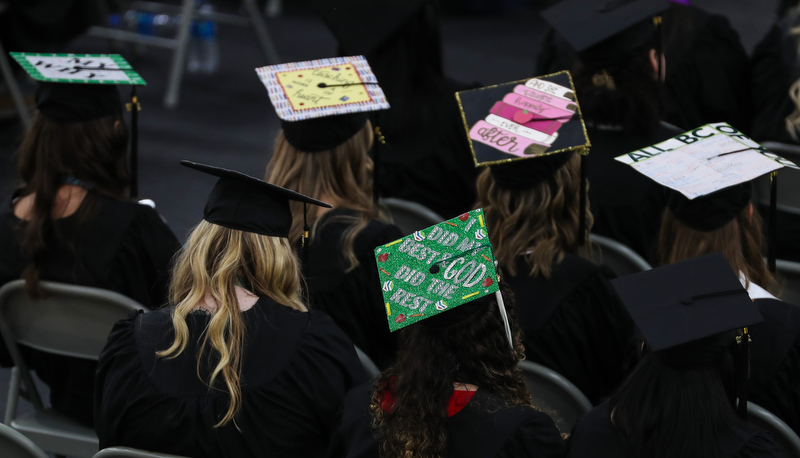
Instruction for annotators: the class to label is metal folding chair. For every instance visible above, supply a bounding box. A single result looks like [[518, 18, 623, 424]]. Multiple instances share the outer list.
[[776, 259, 800, 306], [747, 402, 800, 457], [88, 0, 280, 108], [0, 422, 48, 458], [0, 280, 146, 457], [519, 360, 592, 435], [93, 446, 188, 457], [589, 234, 652, 277], [379, 197, 444, 235]]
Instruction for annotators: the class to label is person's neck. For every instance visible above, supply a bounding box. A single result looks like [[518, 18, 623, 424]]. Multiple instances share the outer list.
[[13, 185, 88, 220]]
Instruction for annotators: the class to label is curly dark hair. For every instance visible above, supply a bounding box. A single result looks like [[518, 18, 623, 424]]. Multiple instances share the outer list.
[[369, 284, 532, 458]]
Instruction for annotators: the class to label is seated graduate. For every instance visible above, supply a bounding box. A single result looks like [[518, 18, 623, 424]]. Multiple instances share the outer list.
[[330, 213, 566, 458], [657, 171, 800, 433], [316, 0, 481, 218], [0, 76, 179, 426], [458, 70, 637, 405], [259, 57, 402, 369], [95, 161, 367, 457], [540, 0, 681, 263], [569, 253, 782, 458]]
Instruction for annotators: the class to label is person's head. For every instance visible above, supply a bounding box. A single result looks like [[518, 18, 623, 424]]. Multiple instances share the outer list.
[[16, 83, 129, 298], [266, 116, 381, 270], [476, 153, 591, 278], [658, 186, 777, 293], [610, 253, 764, 458], [370, 285, 531, 458], [542, 0, 668, 135]]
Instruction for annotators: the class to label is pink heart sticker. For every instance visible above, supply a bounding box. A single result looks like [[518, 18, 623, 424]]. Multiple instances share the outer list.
[[512, 110, 534, 124]]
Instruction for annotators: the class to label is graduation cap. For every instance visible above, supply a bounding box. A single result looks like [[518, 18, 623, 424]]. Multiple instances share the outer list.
[[180, 160, 331, 238], [541, 0, 670, 69], [11, 52, 147, 197], [455, 70, 591, 244], [614, 122, 800, 271], [611, 252, 763, 418], [256, 55, 390, 200], [314, 0, 432, 56], [374, 208, 513, 346]]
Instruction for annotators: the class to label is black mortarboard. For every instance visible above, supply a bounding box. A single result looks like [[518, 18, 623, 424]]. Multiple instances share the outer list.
[[181, 160, 332, 238], [280, 112, 369, 152], [35, 82, 122, 123], [611, 252, 762, 361], [314, 0, 431, 56], [667, 183, 751, 232], [541, 0, 669, 67]]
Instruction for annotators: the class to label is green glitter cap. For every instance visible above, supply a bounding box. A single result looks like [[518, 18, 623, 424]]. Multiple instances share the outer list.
[[375, 208, 500, 332], [10, 53, 146, 85]]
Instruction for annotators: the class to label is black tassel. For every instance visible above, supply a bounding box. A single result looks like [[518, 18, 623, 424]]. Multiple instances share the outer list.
[[302, 203, 310, 268]]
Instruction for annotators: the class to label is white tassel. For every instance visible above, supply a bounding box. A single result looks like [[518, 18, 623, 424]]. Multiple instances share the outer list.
[[495, 290, 513, 350]]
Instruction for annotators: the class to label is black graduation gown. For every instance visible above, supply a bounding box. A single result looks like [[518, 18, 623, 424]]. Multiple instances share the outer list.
[[305, 209, 403, 369], [586, 122, 681, 264], [330, 382, 567, 458], [95, 299, 367, 458], [505, 255, 638, 405], [0, 193, 180, 426], [568, 401, 783, 458], [748, 298, 800, 435]]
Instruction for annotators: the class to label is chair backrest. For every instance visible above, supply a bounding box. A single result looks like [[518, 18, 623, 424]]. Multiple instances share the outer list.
[[93, 446, 189, 458], [776, 259, 800, 307], [0, 422, 48, 458], [0, 280, 146, 360], [354, 345, 380, 379], [519, 360, 592, 435], [747, 402, 800, 457], [379, 198, 444, 234], [589, 234, 652, 277]]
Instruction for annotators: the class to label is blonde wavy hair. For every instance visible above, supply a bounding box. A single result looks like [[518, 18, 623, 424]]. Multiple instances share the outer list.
[[265, 121, 385, 271], [786, 17, 800, 139], [476, 154, 592, 278], [157, 221, 306, 427]]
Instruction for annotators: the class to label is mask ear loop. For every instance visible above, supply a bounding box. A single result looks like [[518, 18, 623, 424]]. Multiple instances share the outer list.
[[494, 262, 513, 349]]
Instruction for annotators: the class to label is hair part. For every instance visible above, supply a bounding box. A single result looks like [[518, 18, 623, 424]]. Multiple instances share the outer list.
[[158, 221, 306, 427], [369, 285, 532, 458], [657, 205, 778, 294], [476, 154, 592, 278], [15, 112, 129, 298], [265, 121, 384, 271]]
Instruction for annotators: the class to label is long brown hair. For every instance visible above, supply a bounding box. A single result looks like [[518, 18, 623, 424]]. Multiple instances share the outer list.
[[265, 121, 386, 270], [658, 205, 778, 294], [157, 221, 306, 427], [370, 285, 531, 458], [476, 154, 592, 278], [15, 112, 129, 298]]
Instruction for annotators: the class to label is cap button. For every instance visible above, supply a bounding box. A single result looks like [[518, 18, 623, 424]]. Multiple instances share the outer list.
[[681, 297, 693, 305], [429, 265, 440, 274]]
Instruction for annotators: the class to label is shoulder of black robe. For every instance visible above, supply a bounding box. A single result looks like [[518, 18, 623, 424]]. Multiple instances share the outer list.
[[306, 208, 403, 369], [330, 382, 565, 458], [95, 299, 367, 458], [587, 122, 681, 264], [506, 254, 638, 405], [663, 6, 753, 133], [748, 298, 800, 435]]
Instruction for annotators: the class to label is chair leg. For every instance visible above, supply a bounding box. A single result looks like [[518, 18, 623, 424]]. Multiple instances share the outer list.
[[4, 367, 20, 425], [0, 39, 31, 129], [243, 0, 280, 64], [164, 0, 195, 108]]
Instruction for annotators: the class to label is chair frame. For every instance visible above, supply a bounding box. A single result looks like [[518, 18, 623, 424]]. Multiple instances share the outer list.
[[589, 234, 652, 276], [379, 197, 444, 235], [93, 446, 188, 457], [747, 402, 800, 457], [518, 360, 592, 434], [0, 422, 48, 458], [0, 280, 146, 457]]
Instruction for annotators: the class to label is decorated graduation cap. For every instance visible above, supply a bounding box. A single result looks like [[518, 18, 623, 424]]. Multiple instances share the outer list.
[[455, 70, 591, 243], [375, 209, 513, 346], [614, 122, 800, 271], [256, 55, 390, 203], [541, 0, 669, 70], [611, 252, 763, 418], [180, 160, 331, 237], [11, 52, 147, 197], [314, 0, 432, 56]]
